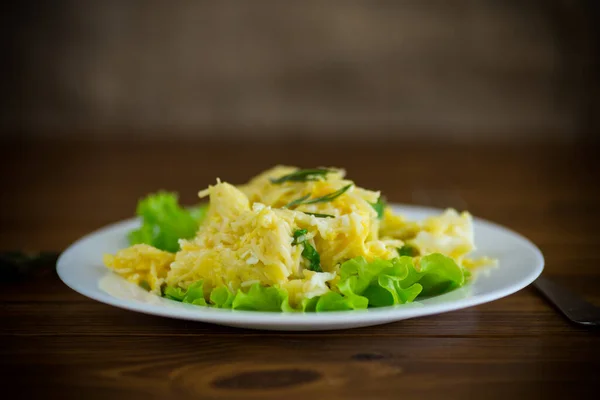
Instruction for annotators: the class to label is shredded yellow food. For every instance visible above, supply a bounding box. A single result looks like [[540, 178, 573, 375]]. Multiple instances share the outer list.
[[103, 244, 174, 295], [104, 166, 490, 306]]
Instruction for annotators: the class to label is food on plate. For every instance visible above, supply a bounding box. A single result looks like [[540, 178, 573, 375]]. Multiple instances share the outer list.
[[104, 166, 493, 312]]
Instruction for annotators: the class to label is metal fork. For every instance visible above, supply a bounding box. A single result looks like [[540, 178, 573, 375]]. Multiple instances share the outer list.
[[533, 276, 600, 327]]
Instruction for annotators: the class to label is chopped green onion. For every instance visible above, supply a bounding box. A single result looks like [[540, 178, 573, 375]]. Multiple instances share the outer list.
[[292, 229, 308, 245], [301, 242, 323, 272], [270, 168, 332, 184], [293, 229, 308, 238], [292, 229, 323, 272]]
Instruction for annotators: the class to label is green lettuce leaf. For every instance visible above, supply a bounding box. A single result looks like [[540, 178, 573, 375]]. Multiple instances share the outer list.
[[315, 292, 368, 312], [337, 256, 420, 307], [414, 253, 465, 297], [361, 276, 422, 307], [231, 283, 289, 312], [209, 286, 236, 308], [160, 253, 468, 312], [164, 286, 186, 301], [165, 282, 315, 312], [300, 296, 320, 312], [279, 295, 323, 312], [336, 254, 467, 307], [163, 281, 207, 305], [181, 281, 207, 306], [128, 192, 207, 252]]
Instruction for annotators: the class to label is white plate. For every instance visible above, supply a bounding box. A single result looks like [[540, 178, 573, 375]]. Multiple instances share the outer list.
[[57, 204, 544, 331]]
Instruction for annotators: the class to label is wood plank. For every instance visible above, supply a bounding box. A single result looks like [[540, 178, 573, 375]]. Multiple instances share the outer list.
[[1, 139, 599, 398], [3, 336, 599, 399]]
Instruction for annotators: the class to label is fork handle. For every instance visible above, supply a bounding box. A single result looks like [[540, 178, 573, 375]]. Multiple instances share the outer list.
[[534, 276, 600, 327]]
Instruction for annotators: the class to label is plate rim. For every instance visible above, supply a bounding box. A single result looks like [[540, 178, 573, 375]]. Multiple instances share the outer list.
[[56, 203, 545, 329]]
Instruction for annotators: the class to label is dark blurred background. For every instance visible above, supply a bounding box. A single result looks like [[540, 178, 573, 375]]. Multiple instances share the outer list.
[[1, 0, 598, 142], [1, 0, 599, 254]]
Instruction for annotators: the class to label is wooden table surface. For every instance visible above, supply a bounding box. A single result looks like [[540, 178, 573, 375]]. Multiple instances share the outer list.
[[2, 138, 599, 399]]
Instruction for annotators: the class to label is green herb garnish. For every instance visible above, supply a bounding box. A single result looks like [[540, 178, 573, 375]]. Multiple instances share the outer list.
[[270, 168, 332, 184], [292, 229, 323, 272], [284, 194, 311, 208], [292, 229, 308, 245], [370, 196, 385, 219], [303, 212, 335, 218], [284, 184, 353, 208], [301, 242, 322, 272], [398, 244, 419, 257]]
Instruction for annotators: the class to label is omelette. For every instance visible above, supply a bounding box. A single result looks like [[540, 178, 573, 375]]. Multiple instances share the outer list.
[[104, 166, 493, 311]]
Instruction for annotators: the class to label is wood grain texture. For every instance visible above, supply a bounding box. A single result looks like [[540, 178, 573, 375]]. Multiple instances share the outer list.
[[1, 138, 599, 399]]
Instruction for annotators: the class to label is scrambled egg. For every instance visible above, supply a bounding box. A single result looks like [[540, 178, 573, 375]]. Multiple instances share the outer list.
[[105, 166, 484, 306], [103, 244, 174, 295]]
